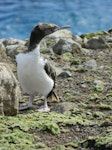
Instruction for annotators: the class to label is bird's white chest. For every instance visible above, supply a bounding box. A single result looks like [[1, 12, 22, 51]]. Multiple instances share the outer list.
[[16, 51, 54, 96]]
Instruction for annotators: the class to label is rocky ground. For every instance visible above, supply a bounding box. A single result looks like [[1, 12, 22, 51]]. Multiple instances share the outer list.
[[0, 29, 112, 150]]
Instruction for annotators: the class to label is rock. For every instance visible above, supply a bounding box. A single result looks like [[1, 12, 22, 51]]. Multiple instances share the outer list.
[[6, 44, 27, 58], [84, 59, 97, 70], [58, 71, 72, 78], [94, 80, 104, 86], [51, 102, 76, 113], [72, 35, 83, 45], [40, 29, 82, 54], [2, 38, 25, 46], [84, 37, 110, 49], [53, 38, 82, 55], [0, 63, 21, 116], [80, 30, 109, 39], [48, 29, 73, 39], [93, 80, 104, 92], [0, 38, 27, 58], [0, 43, 7, 62]]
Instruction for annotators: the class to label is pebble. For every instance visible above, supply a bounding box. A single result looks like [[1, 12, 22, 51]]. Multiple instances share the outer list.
[[84, 59, 97, 70], [58, 71, 72, 78]]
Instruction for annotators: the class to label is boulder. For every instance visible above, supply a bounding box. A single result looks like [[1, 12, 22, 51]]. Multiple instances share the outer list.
[[0, 63, 21, 116], [40, 29, 78, 54], [0, 43, 7, 62], [72, 35, 83, 45], [2, 38, 25, 46], [84, 37, 110, 49], [0, 38, 27, 58], [6, 44, 27, 58], [53, 38, 81, 55]]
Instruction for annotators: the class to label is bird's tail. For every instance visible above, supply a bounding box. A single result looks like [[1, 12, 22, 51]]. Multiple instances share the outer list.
[[47, 90, 60, 103]]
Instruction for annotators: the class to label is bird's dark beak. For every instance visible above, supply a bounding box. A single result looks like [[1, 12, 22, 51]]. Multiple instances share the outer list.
[[54, 25, 71, 31]]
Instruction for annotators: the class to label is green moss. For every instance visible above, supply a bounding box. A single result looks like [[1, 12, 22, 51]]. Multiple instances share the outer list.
[[40, 39, 56, 53], [89, 93, 101, 101], [65, 141, 79, 148], [80, 30, 109, 39], [81, 130, 112, 149], [71, 59, 80, 65], [0, 111, 97, 149], [52, 145, 65, 150], [93, 85, 104, 92], [62, 52, 73, 61]]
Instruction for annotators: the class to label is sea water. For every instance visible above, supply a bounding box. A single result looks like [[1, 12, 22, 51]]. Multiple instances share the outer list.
[[0, 0, 112, 39]]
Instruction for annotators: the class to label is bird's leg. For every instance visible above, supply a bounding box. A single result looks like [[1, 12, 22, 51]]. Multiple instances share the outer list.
[[19, 95, 34, 111], [28, 95, 34, 107], [38, 98, 50, 112]]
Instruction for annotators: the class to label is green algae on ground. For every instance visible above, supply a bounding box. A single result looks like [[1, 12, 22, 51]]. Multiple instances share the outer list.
[[0, 111, 96, 149], [81, 129, 112, 149]]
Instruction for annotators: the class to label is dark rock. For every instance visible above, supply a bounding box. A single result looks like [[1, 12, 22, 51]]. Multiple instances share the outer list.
[[84, 37, 110, 49], [53, 38, 81, 55], [58, 71, 72, 78]]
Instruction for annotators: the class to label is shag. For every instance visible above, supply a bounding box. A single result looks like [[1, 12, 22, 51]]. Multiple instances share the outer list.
[[16, 22, 70, 112]]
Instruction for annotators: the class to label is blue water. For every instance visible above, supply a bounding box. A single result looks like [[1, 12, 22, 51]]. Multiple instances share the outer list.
[[0, 0, 112, 39]]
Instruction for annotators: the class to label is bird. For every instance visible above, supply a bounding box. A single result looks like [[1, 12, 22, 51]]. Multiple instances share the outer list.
[[16, 22, 70, 112]]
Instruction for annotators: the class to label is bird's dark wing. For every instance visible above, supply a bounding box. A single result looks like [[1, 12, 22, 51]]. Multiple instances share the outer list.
[[44, 61, 56, 88]]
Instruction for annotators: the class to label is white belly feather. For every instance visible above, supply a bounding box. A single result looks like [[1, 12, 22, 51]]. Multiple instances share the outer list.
[[16, 50, 54, 97]]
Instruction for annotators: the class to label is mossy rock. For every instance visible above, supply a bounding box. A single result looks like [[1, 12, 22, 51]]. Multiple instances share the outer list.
[[80, 30, 109, 39]]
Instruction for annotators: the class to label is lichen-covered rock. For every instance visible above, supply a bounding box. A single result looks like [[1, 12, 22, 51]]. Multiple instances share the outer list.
[[84, 37, 110, 49], [80, 30, 109, 39], [0, 38, 27, 58], [6, 44, 27, 58], [53, 38, 82, 55], [0, 63, 21, 116], [0, 42, 7, 62], [48, 29, 73, 39], [2, 38, 25, 46], [72, 35, 83, 45], [40, 29, 76, 54]]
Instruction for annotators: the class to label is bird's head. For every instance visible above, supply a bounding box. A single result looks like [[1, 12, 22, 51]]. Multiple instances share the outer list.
[[28, 22, 70, 51]]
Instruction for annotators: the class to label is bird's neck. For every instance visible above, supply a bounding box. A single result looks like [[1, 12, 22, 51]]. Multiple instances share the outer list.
[[28, 31, 44, 52], [28, 44, 40, 59], [28, 39, 41, 52]]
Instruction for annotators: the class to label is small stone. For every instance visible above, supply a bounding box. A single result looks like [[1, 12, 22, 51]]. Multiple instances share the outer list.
[[51, 102, 76, 113], [94, 80, 104, 86], [84, 59, 97, 70], [58, 71, 72, 78], [93, 80, 104, 92], [80, 84, 87, 88]]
